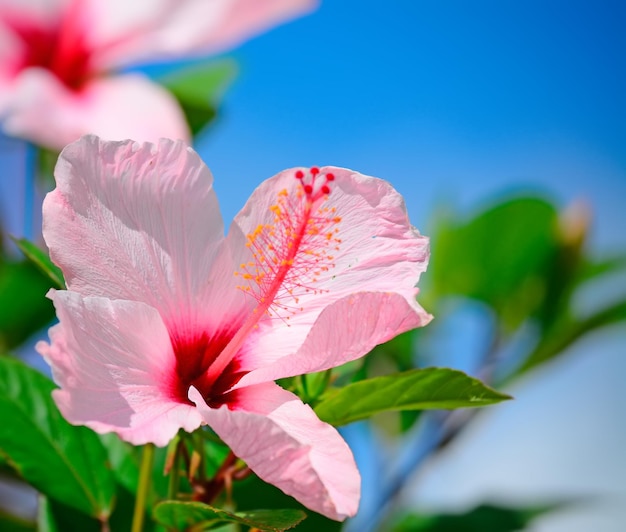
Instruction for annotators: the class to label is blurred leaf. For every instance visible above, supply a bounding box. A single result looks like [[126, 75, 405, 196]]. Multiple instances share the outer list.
[[314, 367, 511, 426], [38, 496, 99, 532], [153, 501, 306, 531], [430, 197, 558, 330], [98, 434, 173, 510], [399, 410, 422, 432], [160, 60, 236, 137], [392, 502, 560, 531], [518, 298, 626, 376], [0, 510, 35, 532], [11, 237, 64, 289], [36, 148, 59, 188], [326, 359, 365, 388], [0, 357, 115, 519], [368, 329, 417, 372], [98, 433, 141, 495], [39, 488, 143, 532], [577, 253, 626, 283], [0, 259, 55, 349]]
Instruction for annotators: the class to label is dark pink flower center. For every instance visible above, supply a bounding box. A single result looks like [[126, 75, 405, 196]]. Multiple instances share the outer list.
[[170, 330, 248, 407], [8, 11, 93, 91], [169, 169, 342, 407]]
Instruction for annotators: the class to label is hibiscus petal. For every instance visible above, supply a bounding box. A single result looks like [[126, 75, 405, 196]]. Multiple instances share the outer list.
[[2, 69, 189, 149], [0, 0, 65, 27], [231, 166, 431, 373], [88, 0, 318, 68], [42, 134, 242, 333], [189, 383, 360, 521], [36, 290, 202, 446], [234, 166, 428, 313], [238, 291, 430, 385]]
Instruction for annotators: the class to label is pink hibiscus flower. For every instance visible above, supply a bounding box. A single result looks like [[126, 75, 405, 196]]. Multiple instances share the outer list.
[[0, 0, 315, 149], [36, 135, 431, 520]]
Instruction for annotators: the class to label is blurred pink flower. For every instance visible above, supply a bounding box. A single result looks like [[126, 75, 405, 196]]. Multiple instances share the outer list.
[[37, 135, 431, 519], [0, 0, 316, 149]]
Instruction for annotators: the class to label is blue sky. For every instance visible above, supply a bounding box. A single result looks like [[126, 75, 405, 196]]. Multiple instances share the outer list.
[[196, 0, 625, 252], [1, 1, 624, 530]]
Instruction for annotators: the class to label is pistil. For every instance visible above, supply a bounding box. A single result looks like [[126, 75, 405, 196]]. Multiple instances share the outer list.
[[201, 168, 340, 391]]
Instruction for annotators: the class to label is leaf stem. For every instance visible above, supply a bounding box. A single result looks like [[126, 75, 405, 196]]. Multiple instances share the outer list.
[[132, 443, 155, 532]]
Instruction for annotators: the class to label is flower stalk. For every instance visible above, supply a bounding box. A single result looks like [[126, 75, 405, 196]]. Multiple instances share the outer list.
[[132, 443, 155, 532]]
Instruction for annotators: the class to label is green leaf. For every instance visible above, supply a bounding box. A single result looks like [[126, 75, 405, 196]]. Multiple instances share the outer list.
[[0, 259, 56, 349], [153, 501, 306, 531], [391, 502, 562, 532], [160, 60, 236, 137], [36, 148, 60, 188], [575, 253, 626, 286], [367, 329, 417, 372], [37, 496, 99, 532], [10, 237, 64, 289], [0, 509, 35, 532], [98, 433, 141, 495], [0, 357, 115, 519], [38, 489, 143, 532], [430, 197, 559, 329], [314, 367, 512, 426], [100, 433, 169, 501]]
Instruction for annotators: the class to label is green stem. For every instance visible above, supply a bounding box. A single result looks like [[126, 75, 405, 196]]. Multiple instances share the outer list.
[[296, 374, 309, 401], [167, 441, 181, 500], [193, 431, 206, 482], [132, 443, 155, 532]]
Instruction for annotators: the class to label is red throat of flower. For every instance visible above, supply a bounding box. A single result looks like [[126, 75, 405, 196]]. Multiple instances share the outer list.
[[200, 168, 342, 390], [7, 1, 93, 90]]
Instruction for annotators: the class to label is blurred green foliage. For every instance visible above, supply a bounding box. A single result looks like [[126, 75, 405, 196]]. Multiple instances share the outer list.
[[10, 238, 63, 290], [0, 257, 55, 351], [391, 503, 559, 532], [430, 198, 558, 331], [153, 501, 306, 531], [423, 194, 626, 383], [160, 61, 236, 138]]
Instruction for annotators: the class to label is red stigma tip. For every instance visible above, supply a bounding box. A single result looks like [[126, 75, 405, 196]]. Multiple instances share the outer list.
[[325, 172, 335, 181], [295, 170, 304, 179], [321, 185, 330, 194], [310, 166, 320, 176], [304, 184, 313, 194]]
